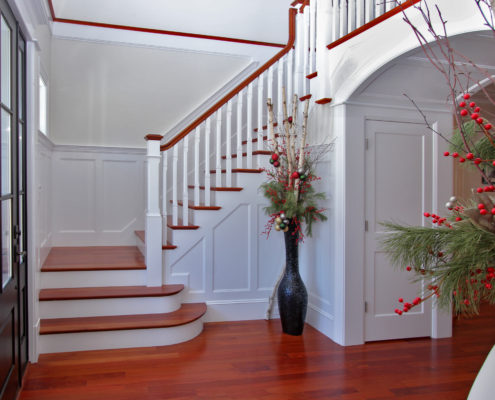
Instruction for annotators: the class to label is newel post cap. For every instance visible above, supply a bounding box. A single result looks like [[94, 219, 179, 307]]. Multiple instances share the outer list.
[[145, 134, 164, 141]]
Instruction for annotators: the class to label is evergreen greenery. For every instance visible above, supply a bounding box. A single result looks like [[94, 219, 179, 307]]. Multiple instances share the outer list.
[[381, 221, 495, 315]]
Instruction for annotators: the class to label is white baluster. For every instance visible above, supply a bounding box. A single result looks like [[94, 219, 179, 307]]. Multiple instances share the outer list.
[[172, 143, 179, 226], [356, 0, 365, 28], [348, 0, 356, 32], [268, 66, 274, 107], [226, 101, 233, 187], [386, 0, 394, 12], [365, 0, 375, 23], [237, 91, 243, 169], [375, 1, 385, 19], [294, 12, 302, 97], [333, 0, 341, 41], [247, 83, 253, 168], [162, 151, 168, 227], [257, 74, 264, 152], [145, 136, 163, 286], [287, 50, 294, 101], [182, 135, 189, 226], [277, 58, 284, 131], [216, 109, 222, 187], [340, 0, 348, 38], [194, 126, 200, 206], [205, 118, 211, 206], [303, 7, 310, 96], [309, 0, 317, 75]]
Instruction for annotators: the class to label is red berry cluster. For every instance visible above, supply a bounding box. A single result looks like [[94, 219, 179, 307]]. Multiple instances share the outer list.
[[459, 93, 492, 131], [477, 202, 495, 216], [423, 212, 452, 228], [476, 185, 495, 193], [394, 296, 422, 315], [442, 93, 495, 166]]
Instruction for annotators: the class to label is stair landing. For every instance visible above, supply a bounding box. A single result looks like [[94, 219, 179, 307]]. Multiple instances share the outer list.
[[41, 246, 146, 271]]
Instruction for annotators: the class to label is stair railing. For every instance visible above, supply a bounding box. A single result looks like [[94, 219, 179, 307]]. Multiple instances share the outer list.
[[144, 0, 421, 287]]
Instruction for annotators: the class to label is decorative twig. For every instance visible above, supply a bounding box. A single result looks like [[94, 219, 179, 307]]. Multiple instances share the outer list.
[[296, 99, 310, 201], [265, 263, 286, 320], [267, 98, 279, 155]]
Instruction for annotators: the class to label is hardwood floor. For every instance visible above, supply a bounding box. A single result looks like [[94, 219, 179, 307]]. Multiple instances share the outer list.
[[19, 305, 495, 400]]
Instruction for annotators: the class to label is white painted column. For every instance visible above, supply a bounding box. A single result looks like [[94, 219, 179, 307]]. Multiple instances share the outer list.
[[216, 109, 222, 187], [316, 0, 333, 100], [145, 135, 163, 287], [182, 135, 189, 225]]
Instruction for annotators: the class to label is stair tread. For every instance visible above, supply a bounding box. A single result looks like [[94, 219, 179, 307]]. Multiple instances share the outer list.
[[209, 168, 263, 174], [39, 284, 184, 301], [242, 134, 279, 145], [299, 94, 312, 101], [39, 303, 207, 334], [41, 246, 146, 272], [134, 230, 177, 250], [167, 216, 200, 229], [306, 71, 318, 79], [176, 200, 221, 210], [224, 150, 271, 159], [187, 185, 243, 192], [315, 97, 332, 105]]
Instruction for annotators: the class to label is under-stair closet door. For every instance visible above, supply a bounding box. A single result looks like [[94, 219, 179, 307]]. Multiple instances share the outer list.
[[364, 120, 432, 342]]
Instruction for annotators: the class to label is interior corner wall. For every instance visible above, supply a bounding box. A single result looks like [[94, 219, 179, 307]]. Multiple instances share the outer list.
[[49, 38, 251, 148], [300, 105, 338, 342]]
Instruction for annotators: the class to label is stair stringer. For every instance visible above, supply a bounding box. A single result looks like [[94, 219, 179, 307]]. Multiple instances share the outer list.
[[164, 166, 286, 322]]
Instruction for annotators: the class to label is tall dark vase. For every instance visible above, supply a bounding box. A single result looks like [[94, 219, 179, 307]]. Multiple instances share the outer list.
[[277, 220, 308, 335]]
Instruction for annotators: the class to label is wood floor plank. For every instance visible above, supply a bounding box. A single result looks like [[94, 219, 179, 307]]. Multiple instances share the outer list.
[[41, 246, 146, 272], [20, 304, 495, 399], [39, 303, 206, 334], [39, 284, 184, 301]]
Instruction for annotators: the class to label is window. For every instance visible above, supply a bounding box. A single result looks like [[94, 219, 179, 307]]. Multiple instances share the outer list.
[[39, 75, 47, 135]]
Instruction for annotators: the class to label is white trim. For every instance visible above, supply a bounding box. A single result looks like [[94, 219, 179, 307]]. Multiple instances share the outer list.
[[54, 143, 146, 154], [205, 298, 280, 322], [52, 22, 279, 61]]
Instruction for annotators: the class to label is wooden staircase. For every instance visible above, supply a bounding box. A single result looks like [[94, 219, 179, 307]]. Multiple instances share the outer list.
[[39, 246, 206, 353]]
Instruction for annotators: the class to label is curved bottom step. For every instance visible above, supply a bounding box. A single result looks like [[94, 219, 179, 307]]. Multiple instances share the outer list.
[[39, 303, 207, 354]]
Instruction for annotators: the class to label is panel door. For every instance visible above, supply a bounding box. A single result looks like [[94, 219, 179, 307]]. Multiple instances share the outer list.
[[364, 120, 432, 342]]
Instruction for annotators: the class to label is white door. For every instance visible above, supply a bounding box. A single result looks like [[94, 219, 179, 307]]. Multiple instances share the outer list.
[[364, 120, 432, 342]]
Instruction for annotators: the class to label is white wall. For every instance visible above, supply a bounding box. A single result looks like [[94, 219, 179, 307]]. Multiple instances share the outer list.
[[51, 145, 146, 246], [49, 38, 253, 148]]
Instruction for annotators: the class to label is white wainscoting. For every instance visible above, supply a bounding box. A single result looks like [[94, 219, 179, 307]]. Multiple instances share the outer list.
[[51, 144, 146, 246], [37, 132, 54, 264]]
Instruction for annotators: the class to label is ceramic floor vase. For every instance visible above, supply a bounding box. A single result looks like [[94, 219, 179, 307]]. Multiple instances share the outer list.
[[277, 221, 308, 335]]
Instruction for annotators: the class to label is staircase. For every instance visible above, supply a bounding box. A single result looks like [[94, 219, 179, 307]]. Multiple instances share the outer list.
[[37, 0, 420, 354], [39, 246, 206, 353]]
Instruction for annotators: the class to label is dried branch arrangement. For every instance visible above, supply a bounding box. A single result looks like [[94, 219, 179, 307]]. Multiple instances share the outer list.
[[382, 1, 495, 316]]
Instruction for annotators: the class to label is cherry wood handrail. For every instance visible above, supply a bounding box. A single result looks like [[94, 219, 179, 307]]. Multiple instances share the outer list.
[[160, 8, 297, 152], [327, 0, 422, 50]]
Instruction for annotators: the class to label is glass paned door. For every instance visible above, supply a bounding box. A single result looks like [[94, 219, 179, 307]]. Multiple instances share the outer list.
[[0, 0, 27, 398]]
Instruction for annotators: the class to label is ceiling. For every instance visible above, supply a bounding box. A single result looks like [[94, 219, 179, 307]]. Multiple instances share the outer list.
[[48, 0, 294, 46]]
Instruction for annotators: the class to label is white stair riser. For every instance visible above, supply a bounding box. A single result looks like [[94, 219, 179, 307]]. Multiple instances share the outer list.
[[38, 318, 204, 353], [39, 294, 182, 319], [40, 269, 147, 289]]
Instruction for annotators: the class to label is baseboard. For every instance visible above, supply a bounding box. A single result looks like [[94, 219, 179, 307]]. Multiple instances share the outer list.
[[305, 302, 335, 341], [205, 298, 280, 322]]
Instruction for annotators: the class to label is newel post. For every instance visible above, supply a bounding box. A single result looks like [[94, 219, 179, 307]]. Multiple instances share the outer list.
[[145, 134, 163, 287]]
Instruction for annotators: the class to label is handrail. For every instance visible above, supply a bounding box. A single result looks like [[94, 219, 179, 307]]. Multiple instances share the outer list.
[[327, 0, 422, 51], [160, 8, 298, 152]]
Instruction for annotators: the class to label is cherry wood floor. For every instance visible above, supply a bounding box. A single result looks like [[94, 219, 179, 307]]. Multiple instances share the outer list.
[[19, 305, 495, 400]]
